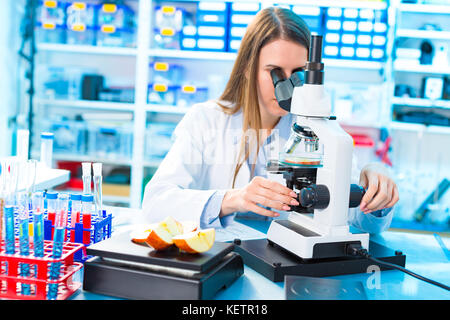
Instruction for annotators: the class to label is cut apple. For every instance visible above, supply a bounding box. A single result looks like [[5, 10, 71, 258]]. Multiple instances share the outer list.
[[160, 216, 184, 237], [145, 223, 174, 250], [181, 220, 198, 234], [130, 224, 156, 244], [172, 228, 215, 253], [144, 216, 184, 250]]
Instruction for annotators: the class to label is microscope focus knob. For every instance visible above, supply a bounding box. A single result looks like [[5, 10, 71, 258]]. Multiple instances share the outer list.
[[299, 184, 330, 209], [349, 184, 365, 208]]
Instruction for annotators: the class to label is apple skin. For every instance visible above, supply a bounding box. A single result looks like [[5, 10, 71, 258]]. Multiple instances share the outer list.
[[145, 229, 173, 250], [172, 229, 215, 253], [172, 238, 199, 253]]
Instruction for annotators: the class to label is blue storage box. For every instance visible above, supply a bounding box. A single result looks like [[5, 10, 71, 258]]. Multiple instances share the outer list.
[[197, 1, 229, 26], [148, 83, 178, 106], [149, 61, 183, 85], [176, 85, 209, 107], [323, 7, 388, 61], [36, 0, 67, 44], [65, 1, 96, 46], [97, 3, 136, 47], [291, 5, 323, 34], [228, 2, 260, 52]]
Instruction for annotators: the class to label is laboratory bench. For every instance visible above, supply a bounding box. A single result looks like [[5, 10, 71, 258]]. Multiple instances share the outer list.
[[68, 207, 450, 301]]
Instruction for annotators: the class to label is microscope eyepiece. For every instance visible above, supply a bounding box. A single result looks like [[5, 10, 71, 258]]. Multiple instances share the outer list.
[[305, 35, 324, 85]]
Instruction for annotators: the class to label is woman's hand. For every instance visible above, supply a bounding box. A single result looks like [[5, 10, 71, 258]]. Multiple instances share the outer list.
[[220, 176, 299, 217], [359, 163, 399, 214]]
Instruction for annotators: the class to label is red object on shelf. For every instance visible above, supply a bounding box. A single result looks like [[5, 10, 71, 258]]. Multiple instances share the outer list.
[[351, 134, 375, 147], [376, 136, 393, 167], [0, 239, 84, 300]]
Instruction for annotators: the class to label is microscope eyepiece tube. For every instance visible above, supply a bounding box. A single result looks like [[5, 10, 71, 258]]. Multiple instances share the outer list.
[[309, 35, 323, 63], [305, 35, 324, 85]]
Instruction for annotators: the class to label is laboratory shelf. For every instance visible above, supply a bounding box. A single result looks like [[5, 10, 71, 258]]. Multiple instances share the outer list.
[[395, 29, 450, 41], [391, 97, 450, 110], [148, 48, 237, 61], [390, 121, 450, 135], [146, 103, 191, 114], [324, 59, 384, 70], [393, 60, 450, 75], [37, 43, 137, 56], [398, 3, 450, 15], [32, 152, 132, 167], [34, 98, 135, 112], [267, 0, 387, 9]]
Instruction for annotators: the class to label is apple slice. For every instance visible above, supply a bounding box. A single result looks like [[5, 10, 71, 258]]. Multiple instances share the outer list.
[[160, 216, 183, 236], [181, 220, 198, 234], [173, 228, 215, 253], [130, 224, 156, 244], [145, 223, 174, 250]]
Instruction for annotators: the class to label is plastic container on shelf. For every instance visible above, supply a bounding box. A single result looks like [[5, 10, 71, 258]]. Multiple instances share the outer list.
[[36, 0, 67, 44], [149, 61, 184, 85], [153, 5, 184, 50], [195, 2, 228, 52], [176, 84, 208, 107], [65, 1, 96, 46], [87, 122, 133, 160], [40, 119, 87, 155], [148, 83, 178, 106], [97, 3, 136, 47], [145, 122, 177, 160]]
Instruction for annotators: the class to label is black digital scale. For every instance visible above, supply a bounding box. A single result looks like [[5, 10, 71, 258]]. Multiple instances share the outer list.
[[83, 231, 244, 300]]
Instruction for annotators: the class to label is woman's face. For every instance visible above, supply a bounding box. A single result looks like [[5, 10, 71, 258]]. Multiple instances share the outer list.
[[256, 39, 308, 121]]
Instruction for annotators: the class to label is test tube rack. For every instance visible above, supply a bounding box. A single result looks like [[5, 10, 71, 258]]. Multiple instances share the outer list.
[[44, 210, 113, 263], [0, 239, 84, 300]]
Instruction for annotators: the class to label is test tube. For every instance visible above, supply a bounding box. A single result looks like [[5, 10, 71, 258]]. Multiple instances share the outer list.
[[46, 192, 58, 225], [47, 193, 69, 300], [69, 194, 81, 242], [17, 192, 31, 295], [4, 198, 15, 255], [40, 132, 54, 168], [81, 194, 93, 245], [93, 162, 103, 220], [82, 162, 92, 195], [32, 191, 45, 258]]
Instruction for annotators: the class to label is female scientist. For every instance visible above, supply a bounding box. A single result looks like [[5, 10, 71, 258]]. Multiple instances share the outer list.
[[142, 7, 399, 233]]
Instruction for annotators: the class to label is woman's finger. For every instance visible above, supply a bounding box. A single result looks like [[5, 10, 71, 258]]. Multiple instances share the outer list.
[[245, 200, 280, 217], [256, 187, 299, 207], [256, 177, 297, 198], [360, 173, 379, 210], [385, 184, 399, 208], [251, 193, 290, 212], [365, 178, 391, 212]]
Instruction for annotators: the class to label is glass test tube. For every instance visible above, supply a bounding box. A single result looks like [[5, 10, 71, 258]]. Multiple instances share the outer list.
[[81, 194, 93, 245], [46, 192, 58, 225], [69, 194, 81, 242], [17, 192, 31, 295], [82, 162, 91, 195], [47, 193, 69, 300], [32, 192, 45, 258], [93, 162, 103, 220]]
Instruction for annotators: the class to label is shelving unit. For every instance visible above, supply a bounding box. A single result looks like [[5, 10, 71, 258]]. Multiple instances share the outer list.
[[31, 0, 450, 211]]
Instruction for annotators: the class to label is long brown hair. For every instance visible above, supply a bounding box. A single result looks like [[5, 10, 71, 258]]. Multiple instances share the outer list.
[[218, 7, 311, 187]]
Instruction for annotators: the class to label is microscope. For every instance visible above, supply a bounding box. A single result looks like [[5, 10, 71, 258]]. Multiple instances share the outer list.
[[265, 35, 369, 260]]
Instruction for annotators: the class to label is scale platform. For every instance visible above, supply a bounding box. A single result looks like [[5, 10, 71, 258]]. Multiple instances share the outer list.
[[233, 238, 406, 282], [83, 231, 244, 300]]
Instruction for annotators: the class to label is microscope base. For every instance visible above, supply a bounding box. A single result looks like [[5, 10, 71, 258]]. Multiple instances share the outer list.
[[233, 238, 406, 282]]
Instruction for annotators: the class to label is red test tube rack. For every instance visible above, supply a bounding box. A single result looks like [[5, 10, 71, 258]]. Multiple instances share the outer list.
[[0, 239, 84, 300]]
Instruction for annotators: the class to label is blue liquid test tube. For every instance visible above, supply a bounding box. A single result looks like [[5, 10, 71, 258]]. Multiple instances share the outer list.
[[17, 192, 31, 295], [4, 203, 15, 255], [32, 192, 45, 258], [47, 193, 69, 300]]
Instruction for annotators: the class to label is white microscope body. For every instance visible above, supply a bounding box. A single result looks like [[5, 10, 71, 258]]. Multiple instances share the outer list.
[[266, 35, 369, 259]]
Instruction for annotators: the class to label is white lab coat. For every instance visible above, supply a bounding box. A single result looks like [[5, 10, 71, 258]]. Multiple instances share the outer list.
[[142, 100, 393, 233]]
